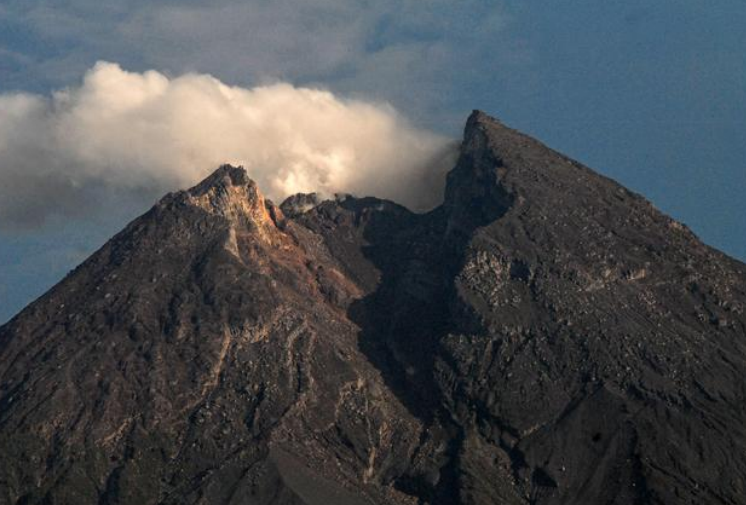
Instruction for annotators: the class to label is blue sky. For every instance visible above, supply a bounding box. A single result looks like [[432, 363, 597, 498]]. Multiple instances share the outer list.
[[1, 0, 745, 323]]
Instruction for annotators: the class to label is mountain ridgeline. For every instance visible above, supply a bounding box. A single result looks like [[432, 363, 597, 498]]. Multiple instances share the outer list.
[[1, 111, 745, 505]]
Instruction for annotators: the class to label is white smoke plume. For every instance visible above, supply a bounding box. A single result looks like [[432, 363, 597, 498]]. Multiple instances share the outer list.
[[0, 61, 457, 228]]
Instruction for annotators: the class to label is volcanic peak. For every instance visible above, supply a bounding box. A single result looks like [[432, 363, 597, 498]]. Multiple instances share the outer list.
[[178, 164, 286, 242], [2, 111, 745, 505]]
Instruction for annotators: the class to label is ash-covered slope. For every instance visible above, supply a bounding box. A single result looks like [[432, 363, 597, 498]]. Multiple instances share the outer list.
[[1, 111, 746, 505]]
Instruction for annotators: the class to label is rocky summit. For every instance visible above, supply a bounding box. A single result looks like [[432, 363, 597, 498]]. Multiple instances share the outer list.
[[1, 111, 745, 505]]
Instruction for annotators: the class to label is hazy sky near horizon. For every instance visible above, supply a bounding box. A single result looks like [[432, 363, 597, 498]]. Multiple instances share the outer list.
[[1, 0, 745, 323]]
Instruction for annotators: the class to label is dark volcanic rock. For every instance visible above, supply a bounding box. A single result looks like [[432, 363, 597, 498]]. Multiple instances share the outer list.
[[279, 192, 322, 218], [1, 112, 746, 505]]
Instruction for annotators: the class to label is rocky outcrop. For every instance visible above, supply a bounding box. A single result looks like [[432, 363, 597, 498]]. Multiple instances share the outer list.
[[1, 111, 745, 505]]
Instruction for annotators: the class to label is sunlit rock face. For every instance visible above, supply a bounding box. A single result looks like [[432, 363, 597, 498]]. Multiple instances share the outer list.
[[1, 111, 746, 505]]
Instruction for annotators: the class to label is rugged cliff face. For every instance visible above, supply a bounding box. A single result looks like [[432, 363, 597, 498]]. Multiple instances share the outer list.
[[1, 111, 745, 505]]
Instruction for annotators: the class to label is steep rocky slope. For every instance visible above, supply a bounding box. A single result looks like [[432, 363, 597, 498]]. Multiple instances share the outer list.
[[1, 111, 745, 504]]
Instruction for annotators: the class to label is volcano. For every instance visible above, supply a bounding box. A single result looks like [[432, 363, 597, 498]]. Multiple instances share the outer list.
[[1, 111, 745, 505]]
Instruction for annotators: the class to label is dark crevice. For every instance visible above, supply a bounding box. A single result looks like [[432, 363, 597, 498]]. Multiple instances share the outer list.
[[346, 142, 513, 503]]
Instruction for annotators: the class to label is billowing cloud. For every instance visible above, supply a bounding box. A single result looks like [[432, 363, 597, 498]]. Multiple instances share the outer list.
[[0, 0, 509, 126], [0, 61, 457, 228]]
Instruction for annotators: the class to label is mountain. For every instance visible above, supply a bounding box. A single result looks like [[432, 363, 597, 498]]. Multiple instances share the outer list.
[[1, 111, 745, 505]]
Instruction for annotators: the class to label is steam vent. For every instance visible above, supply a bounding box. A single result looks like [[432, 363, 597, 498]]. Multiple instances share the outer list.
[[1, 111, 745, 505]]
